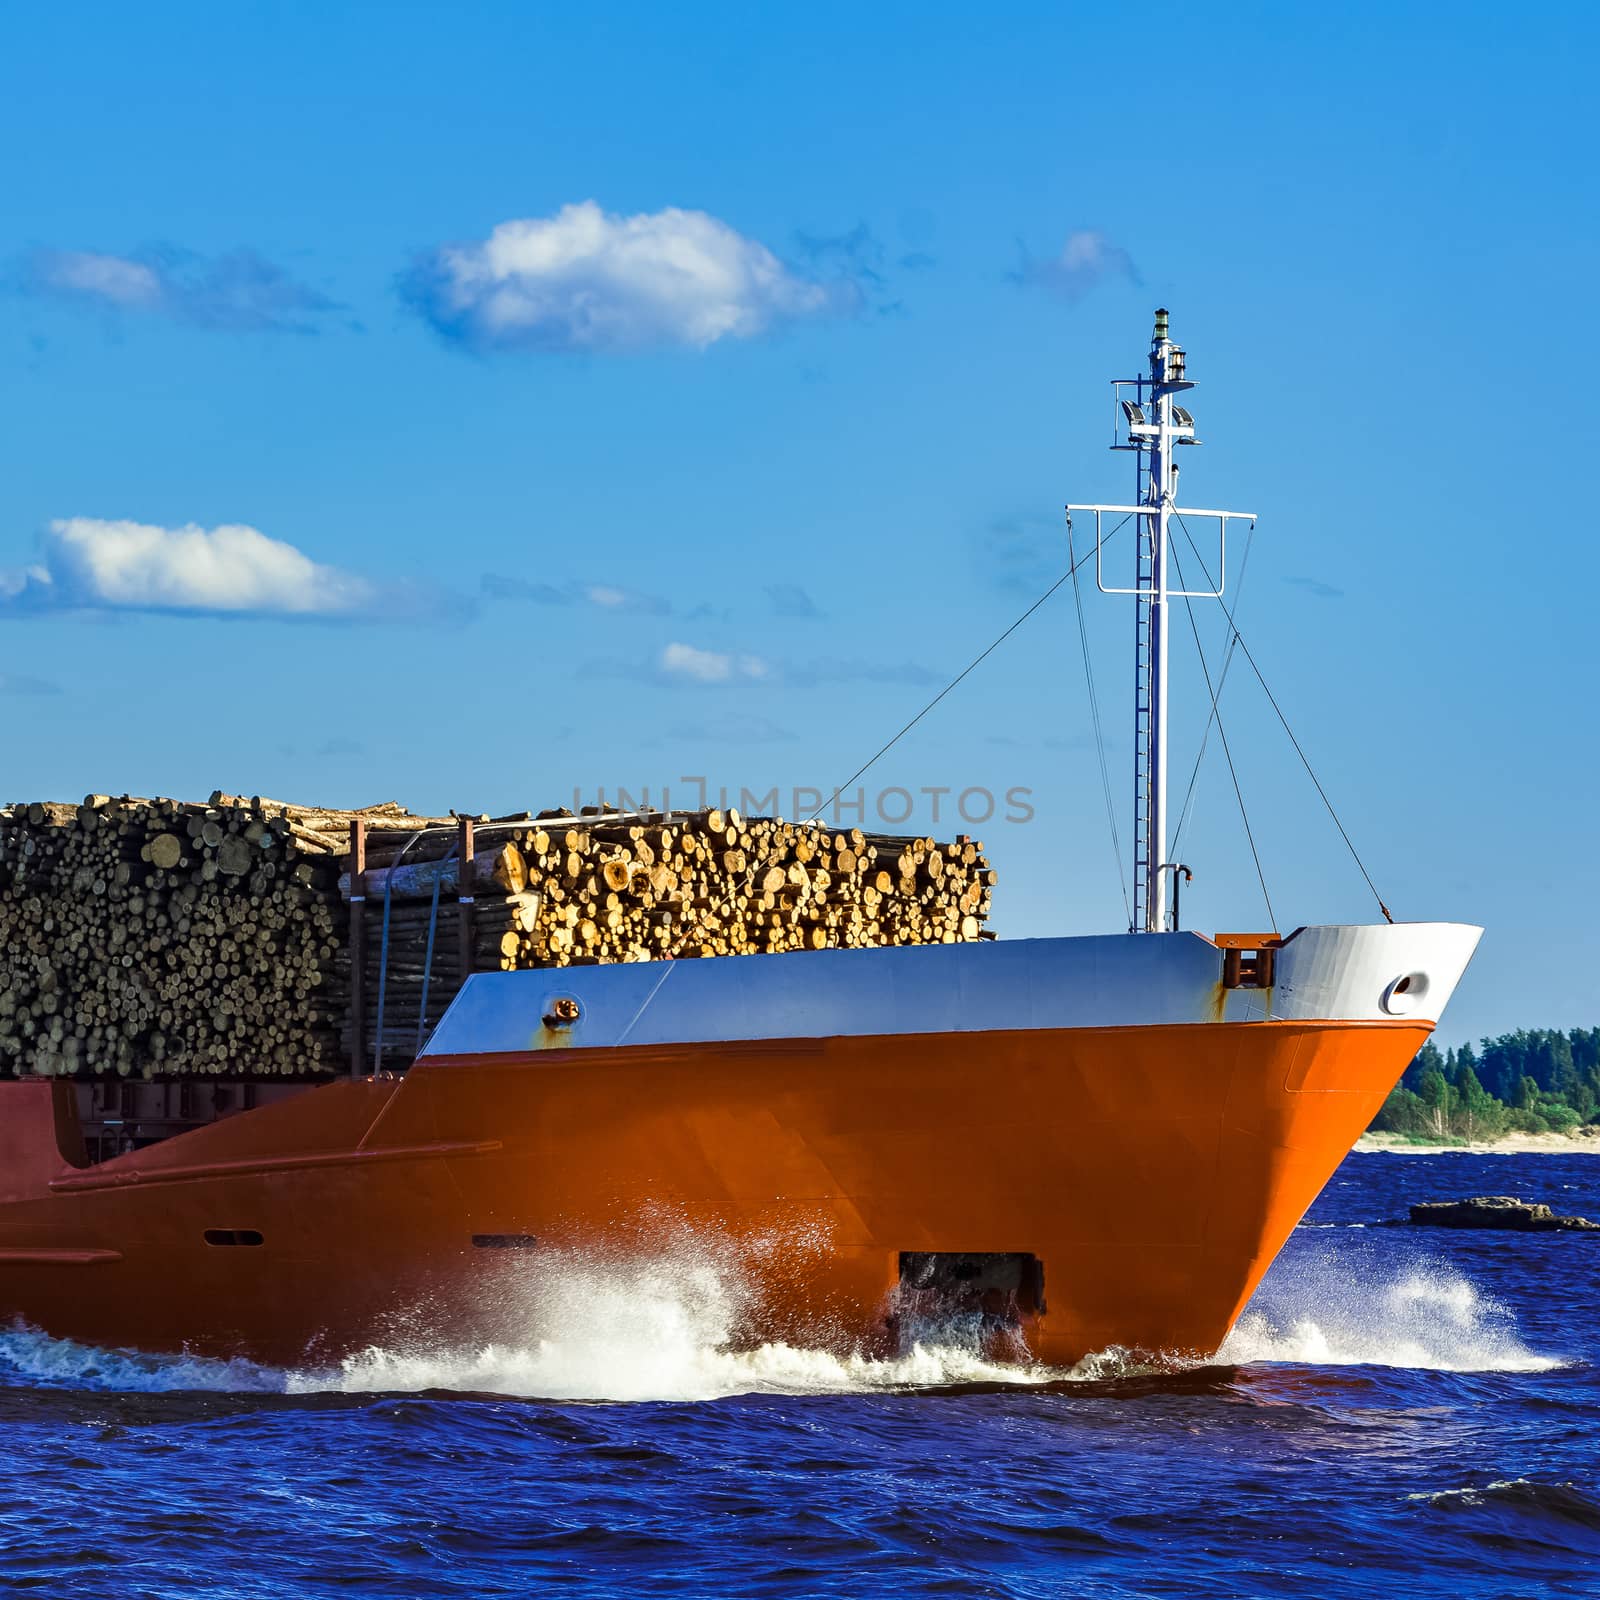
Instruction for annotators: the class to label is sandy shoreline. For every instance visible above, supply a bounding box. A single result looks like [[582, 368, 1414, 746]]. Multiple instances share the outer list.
[[1356, 1131, 1600, 1156]]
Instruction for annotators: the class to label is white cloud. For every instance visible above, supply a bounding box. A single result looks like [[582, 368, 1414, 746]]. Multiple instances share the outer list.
[[0, 564, 50, 600], [49, 518, 368, 613], [658, 642, 770, 684], [580, 582, 670, 615], [405, 200, 855, 353], [480, 573, 670, 613], [40, 251, 162, 308], [1015, 229, 1139, 302], [1, 518, 467, 622], [1059, 230, 1127, 278], [593, 641, 931, 690]]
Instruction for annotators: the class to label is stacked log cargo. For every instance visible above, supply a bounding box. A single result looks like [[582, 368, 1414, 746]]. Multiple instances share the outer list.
[[495, 809, 994, 964], [341, 808, 997, 1065], [0, 794, 439, 1080], [1, 798, 995, 1080]]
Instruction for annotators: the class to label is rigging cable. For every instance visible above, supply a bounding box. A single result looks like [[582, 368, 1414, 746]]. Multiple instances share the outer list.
[[1172, 511, 1394, 924], [1168, 535, 1278, 933], [1170, 514, 1257, 857], [1066, 510, 1133, 928], [667, 525, 1127, 957]]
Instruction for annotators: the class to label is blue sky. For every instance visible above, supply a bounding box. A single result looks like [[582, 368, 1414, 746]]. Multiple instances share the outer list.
[[1, 2, 1594, 1042]]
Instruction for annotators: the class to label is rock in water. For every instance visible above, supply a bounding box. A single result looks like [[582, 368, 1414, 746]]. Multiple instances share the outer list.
[[1409, 1196, 1600, 1232]]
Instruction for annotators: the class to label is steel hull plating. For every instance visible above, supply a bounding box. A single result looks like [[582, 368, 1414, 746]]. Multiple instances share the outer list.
[[0, 1021, 1426, 1367], [0, 926, 1477, 1368]]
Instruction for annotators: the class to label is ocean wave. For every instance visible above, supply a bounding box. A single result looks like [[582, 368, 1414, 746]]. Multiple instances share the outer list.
[[0, 1238, 1565, 1401], [1219, 1252, 1562, 1372], [0, 1321, 282, 1393], [1407, 1478, 1600, 1521], [1404, 1478, 1600, 1556], [0, 1250, 1059, 1403]]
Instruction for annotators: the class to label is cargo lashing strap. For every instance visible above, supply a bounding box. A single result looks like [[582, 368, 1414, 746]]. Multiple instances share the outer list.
[[363, 816, 496, 1072], [372, 871, 393, 1074], [414, 858, 447, 1057], [371, 825, 436, 1075]]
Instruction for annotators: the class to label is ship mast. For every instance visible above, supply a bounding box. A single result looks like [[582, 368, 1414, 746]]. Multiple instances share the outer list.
[[1139, 309, 1182, 935], [1067, 310, 1254, 933]]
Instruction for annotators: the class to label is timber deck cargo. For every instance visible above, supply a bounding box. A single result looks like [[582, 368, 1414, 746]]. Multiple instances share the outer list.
[[0, 794, 995, 1082]]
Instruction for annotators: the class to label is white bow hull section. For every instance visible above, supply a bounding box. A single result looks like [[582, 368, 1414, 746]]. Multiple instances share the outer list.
[[422, 922, 1483, 1056]]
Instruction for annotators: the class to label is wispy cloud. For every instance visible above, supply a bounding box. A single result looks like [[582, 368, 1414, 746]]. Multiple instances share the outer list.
[[978, 512, 1063, 594], [591, 641, 938, 690], [403, 200, 859, 354], [0, 671, 61, 695], [1012, 229, 1139, 302], [582, 582, 670, 615], [785, 657, 941, 688], [481, 573, 671, 614], [1, 518, 468, 622], [790, 223, 902, 315], [659, 642, 770, 684], [21, 246, 345, 334], [483, 573, 816, 621], [1285, 575, 1345, 600], [669, 713, 796, 744], [766, 582, 821, 619], [481, 572, 568, 605], [793, 222, 883, 284]]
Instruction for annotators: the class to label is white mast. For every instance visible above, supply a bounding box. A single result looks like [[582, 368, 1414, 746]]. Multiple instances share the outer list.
[[1146, 311, 1176, 935], [1067, 310, 1254, 933]]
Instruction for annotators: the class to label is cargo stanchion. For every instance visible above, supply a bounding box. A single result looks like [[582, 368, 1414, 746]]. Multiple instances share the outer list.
[[457, 815, 476, 983], [347, 818, 367, 1077]]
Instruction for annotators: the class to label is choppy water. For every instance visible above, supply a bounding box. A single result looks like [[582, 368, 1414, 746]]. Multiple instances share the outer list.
[[4, 1153, 1600, 1598]]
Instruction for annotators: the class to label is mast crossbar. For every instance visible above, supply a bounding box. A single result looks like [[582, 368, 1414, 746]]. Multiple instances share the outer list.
[[1067, 506, 1253, 600]]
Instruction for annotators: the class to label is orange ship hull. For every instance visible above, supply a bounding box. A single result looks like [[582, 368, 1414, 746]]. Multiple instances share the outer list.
[[0, 1016, 1427, 1369]]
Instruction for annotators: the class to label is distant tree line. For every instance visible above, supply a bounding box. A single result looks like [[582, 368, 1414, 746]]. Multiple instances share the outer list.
[[1372, 1028, 1600, 1140]]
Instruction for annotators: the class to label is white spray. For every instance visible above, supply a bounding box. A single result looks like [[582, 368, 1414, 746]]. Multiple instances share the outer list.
[[0, 1239, 1562, 1398]]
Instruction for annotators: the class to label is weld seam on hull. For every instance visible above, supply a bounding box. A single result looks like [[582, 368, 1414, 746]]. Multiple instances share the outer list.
[[0, 1248, 123, 1265], [47, 1139, 504, 1195], [421, 1015, 1435, 1072]]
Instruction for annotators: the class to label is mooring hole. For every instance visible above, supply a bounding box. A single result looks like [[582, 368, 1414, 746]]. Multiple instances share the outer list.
[[895, 1251, 1046, 1334], [203, 1229, 264, 1248]]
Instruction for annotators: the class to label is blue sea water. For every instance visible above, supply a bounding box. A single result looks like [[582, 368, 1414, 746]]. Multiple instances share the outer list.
[[3, 1152, 1600, 1599]]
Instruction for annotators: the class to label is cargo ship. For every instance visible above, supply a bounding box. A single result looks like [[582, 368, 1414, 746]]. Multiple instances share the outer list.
[[0, 312, 1479, 1370]]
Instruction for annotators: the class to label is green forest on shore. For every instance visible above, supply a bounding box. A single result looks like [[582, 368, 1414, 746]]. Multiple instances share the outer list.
[[1371, 1027, 1600, 1142]]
